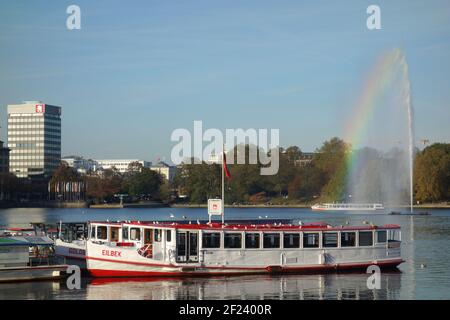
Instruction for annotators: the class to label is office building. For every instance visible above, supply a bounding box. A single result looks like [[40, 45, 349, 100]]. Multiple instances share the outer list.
[[7, 101, 61, 178]]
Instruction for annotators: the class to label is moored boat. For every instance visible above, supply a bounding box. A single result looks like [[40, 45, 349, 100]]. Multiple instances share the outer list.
[[85, 220, 403, 277], [311, 203, 385, 211], [0, 236, 68, 282]]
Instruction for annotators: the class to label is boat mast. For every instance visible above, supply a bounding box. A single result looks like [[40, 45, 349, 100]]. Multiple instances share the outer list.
[[222, 143, 225, 224]]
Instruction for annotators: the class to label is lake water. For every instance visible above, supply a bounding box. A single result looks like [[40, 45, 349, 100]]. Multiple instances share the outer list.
[[0, 207, 449, 300]]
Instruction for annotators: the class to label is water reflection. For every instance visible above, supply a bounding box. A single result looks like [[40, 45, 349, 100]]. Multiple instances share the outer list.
[[81, 272, 402, 300]]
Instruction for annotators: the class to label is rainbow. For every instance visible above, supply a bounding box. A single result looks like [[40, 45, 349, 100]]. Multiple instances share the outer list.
[[343, 48, 404, 166]]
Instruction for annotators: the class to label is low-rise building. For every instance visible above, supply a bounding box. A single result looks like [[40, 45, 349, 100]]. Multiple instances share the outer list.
[[95, 159, 151, 173], [150, 161, 176, 182], [61, 156, 99, 174]]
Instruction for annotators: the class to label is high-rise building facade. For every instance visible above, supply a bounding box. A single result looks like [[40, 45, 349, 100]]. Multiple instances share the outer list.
[[7, 101, 61, 178]]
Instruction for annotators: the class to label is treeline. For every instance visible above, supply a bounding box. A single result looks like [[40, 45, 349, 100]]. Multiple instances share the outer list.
[[49, 161, 169, 204], [173, 138, 450, 205]]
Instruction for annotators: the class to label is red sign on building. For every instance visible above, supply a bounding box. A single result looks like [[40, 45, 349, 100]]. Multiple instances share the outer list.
[[35, 104, 45, 113]]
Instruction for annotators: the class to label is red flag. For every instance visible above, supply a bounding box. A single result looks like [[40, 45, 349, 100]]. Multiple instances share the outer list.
[[223, 152, 231, 179]]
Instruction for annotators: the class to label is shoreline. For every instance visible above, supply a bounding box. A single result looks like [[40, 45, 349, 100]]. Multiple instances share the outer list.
[[0, 202, 448, 209]]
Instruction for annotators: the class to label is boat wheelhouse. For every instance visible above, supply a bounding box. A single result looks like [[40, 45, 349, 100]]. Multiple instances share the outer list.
[[85, 221, 403, 277], [311, 203, 385, 211]]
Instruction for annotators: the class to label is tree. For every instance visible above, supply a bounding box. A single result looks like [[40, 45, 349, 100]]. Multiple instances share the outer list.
[[123, 168, 163, 200], [86, 169, 122, 203], [50, 162, 80, 183], [313, 137, 350, 201], [414, 143, 450, 203]]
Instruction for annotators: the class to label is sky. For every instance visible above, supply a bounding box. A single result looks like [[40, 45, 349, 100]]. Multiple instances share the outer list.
[[0, 0, 449, 163]]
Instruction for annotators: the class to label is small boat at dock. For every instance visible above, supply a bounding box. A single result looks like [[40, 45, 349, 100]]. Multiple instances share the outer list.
[[0, 236, 68, 282]]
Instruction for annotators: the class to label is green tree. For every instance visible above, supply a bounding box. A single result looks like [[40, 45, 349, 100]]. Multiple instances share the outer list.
[[414, 143, 450, 203], [313, 137, 350, 201]]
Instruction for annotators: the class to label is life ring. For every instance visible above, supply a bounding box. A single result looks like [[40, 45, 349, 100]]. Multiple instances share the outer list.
[[138, 244, 152, 258]]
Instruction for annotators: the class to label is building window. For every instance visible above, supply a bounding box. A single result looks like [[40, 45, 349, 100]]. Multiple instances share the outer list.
[[130, 228, 141, 241], [359, 231, 373, 246], [263, 233, 280, 249], [376, 230, 387, 243], [341, 232, 356, 247], [96, 226, 107, 240], [166, 230, 172, 242], [202, 232, 221, 248], [283, 233, 300, 248], [245, 233, 260, 249], [303, 233, 319, 248], [224, 233, 242, 249], [323, 233, 338, 247]]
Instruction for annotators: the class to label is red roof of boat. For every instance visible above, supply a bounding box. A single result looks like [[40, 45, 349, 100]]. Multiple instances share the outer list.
[[90, 220, 400, 231]]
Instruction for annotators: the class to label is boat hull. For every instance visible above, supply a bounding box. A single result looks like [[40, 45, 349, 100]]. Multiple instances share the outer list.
[[87, 257, 404, 278]]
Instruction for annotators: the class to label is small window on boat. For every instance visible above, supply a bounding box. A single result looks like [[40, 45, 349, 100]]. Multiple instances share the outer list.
[[263, 233, 280, 249], [303, 233, 319, 248], [130, 228, 141, 241], [388, 230, 401, 242], [224, 233, 242, 249], [122, 227, 129, 240], [376, 230, 387, 243], [154, 229, 162, 242], [341, 232, 356, 247], [166, 230, 172, 242], [90, 226, 96, 239], [283, 233, 300, 248], [96, 226, 107, 240], [323, 233, 338, 247], [110, 227, 120, 242], [359, 231, 373, 246], [202, 232, 221, 248], [245, 233, 260, 249]]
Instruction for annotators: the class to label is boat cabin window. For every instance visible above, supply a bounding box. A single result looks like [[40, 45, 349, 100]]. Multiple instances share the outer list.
[[303, 233, 319, 248], [283, 233, 300, 248], [122, 227, 129, 241], [359, 231, 373, 246], [341, 232, 356, 247], [154, 229, 162, 242], [323, 232, 338, 247], [97, 226, 107, 240], [166, 230, 172, 242], [263, 233, 280, 249], [202, 232, 221, 248], [245, 233, 260, 249], [144, 229, 152, 244], [224, 233, 242, 249], [130, 228, 141, 241], [110, 227, 120, 242], [90, 226, 96, 239], [388, 230, 401, 242], [376, 230, 387, 243]]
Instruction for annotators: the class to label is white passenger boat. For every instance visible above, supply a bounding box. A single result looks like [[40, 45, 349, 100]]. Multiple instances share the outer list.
[[311, 203, 385, 211], [85, 220, 403, 277], [33, 222, 88, 270]]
